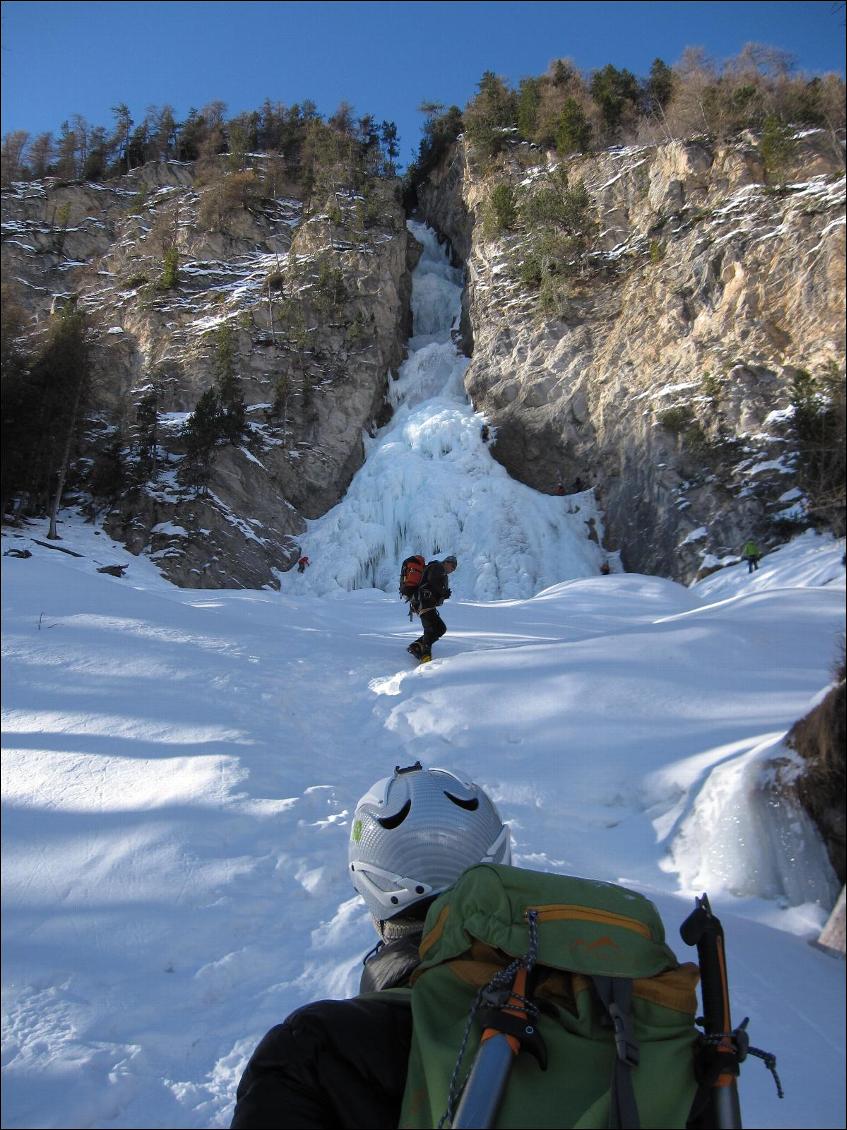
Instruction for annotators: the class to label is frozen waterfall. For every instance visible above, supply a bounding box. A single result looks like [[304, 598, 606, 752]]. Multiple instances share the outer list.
[[293, 221, 607, 601]]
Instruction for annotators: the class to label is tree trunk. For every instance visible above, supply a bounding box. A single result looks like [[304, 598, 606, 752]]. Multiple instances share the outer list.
[[267, 282, 277, 343], [47, 369, 85, 539]]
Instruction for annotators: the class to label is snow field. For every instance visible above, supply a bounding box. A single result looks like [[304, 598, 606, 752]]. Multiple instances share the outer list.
[[2, 520, 845, 1128]]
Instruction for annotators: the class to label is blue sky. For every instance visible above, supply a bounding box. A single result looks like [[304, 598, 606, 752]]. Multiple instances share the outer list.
[[2, 1, 845, 167]]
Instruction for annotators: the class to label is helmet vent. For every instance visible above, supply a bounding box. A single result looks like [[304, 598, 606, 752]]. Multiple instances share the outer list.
[[444, 791, 479, 811], [376, 798, 412, 829]]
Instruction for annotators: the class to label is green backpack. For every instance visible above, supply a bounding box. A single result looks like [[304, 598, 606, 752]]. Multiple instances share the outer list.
[[398, 863, 701, 1129]]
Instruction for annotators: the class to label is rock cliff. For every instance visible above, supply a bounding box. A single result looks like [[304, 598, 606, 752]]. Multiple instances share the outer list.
[[2, 160, 414, 587], [417, 131, 845, 581]]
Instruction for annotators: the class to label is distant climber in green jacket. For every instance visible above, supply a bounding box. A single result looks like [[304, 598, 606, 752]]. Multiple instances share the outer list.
[[741, 538, 761, 574]]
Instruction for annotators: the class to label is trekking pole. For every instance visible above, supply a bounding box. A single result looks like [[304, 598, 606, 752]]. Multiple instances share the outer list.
[[451, 911, 546, 1130], [453, 963, 546, 1129], [680, 893, 743, 1130]]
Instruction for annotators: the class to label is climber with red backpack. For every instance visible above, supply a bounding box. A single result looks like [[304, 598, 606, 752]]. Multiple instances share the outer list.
[[399, 553, 457, 664], [229, 763, 781, 1130]]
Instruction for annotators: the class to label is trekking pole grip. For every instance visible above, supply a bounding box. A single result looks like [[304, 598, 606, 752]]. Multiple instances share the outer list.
[[680, 894, 743, 1130], [453, 913, 545, 1129], [453, 965, 529, 1130]]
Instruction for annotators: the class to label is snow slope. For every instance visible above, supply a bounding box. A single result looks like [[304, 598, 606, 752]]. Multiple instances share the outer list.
[[2, 516, 844, 1129]]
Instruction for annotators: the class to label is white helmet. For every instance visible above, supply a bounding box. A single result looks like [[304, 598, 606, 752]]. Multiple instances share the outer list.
[[349, 762, 511, 924]]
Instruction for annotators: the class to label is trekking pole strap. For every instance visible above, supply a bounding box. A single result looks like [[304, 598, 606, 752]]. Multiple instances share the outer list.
[[747, 1046, 784, 1100], [702, 1023, 783, 1101]]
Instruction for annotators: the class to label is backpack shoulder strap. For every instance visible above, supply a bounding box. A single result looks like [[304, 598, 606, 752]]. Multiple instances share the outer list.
[[421, 561, 446, 596], [592, 976, 641, 1130]]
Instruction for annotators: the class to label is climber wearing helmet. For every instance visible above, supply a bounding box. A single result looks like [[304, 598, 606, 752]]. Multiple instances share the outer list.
[[230, 763, 510, 1128], [407, 554, 458, 663], [350, 761, 510, 986]]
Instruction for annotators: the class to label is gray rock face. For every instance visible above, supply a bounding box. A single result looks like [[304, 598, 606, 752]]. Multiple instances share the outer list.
[[783, 678, 846, 886], [818, 885, 845, 956], [2, 162, 415, 587], [417, 133, 846, 581]]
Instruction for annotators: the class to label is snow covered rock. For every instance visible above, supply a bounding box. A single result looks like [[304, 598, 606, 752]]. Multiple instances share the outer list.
[[2, 162, 415, 588], [416, 131, 846, 582]]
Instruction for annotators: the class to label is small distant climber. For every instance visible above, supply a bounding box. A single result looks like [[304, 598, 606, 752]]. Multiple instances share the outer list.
[[572, 476, 584, 492], [554, 477, 566, 496], [740, 539, 760, 574], [480, 424, 490, 444], [405, 555, 457, 663], [297, 555, 311, 574]]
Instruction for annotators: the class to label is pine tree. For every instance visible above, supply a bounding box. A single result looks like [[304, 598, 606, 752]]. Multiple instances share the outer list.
[[23, 304, 92, 537], [0, 284, 33, 517], [379, 121, 399, 175], [151, 105, 178, 160], [556, 98, 592, 154], [227, 114, 254, 172], [463, 71, 517, 158], [177, 108, 206, 161], [55, 120, 79, 179], [181, 387, 220, 493], [516, 78, 541, 140], [28, 132, 55, 178], [412, 104, 463, 183], [111, 103, 133, 173], [1, 131, 30, 186], [89, 434, 127, 511], [127, 121, 149, 168], [551, 59, 578, 87], [645, 59, 675, 111], [790, 365, 846, 533], [517, 167, 596, 306], [483, 183, 517, 236], [82, 127, 109, 180], [760, 114, 797, 184], [270, 372, 291, 427], [159, 247, 180, 290], [135, 385, 161, 479], [589, 64, 640, 140], [213, 324, 246, 443]]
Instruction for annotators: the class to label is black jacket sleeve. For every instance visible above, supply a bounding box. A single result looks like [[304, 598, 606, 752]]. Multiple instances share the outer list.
[[230, 994, 412, 1129]]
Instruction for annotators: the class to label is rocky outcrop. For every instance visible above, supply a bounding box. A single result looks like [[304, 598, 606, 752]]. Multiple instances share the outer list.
[[784, 676, 846, 886], [818, 886, 845, 956], [417, 131, 846, 581], [2, 161, 415, 587], [767, 673, 846, 945]]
